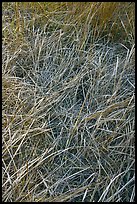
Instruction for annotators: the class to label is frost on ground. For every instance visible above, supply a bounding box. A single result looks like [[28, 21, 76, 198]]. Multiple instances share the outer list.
[[2, 3, 135, 202]]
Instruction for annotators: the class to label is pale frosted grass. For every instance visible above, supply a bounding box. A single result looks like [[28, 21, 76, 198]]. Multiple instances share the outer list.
[[2, 3, 135, 202]]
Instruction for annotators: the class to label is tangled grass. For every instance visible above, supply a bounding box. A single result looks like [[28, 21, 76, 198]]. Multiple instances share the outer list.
[[2, 2, 135, 202]]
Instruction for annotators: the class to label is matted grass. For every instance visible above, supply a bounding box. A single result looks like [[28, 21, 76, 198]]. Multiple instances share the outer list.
[[2, 2, 135, 202]]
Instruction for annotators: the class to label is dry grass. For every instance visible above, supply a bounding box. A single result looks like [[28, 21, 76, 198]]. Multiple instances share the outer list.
[[2, 2, 135, 202]]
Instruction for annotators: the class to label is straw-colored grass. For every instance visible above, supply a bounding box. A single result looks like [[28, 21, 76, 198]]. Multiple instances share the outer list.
[[2, 2, 135, 202]]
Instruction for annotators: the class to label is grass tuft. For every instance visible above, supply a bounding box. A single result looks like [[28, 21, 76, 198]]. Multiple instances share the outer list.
[[2, 2, 135, 202]]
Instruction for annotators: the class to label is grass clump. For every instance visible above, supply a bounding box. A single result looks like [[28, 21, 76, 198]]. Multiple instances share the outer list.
[[2, 2, 135, 202]]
